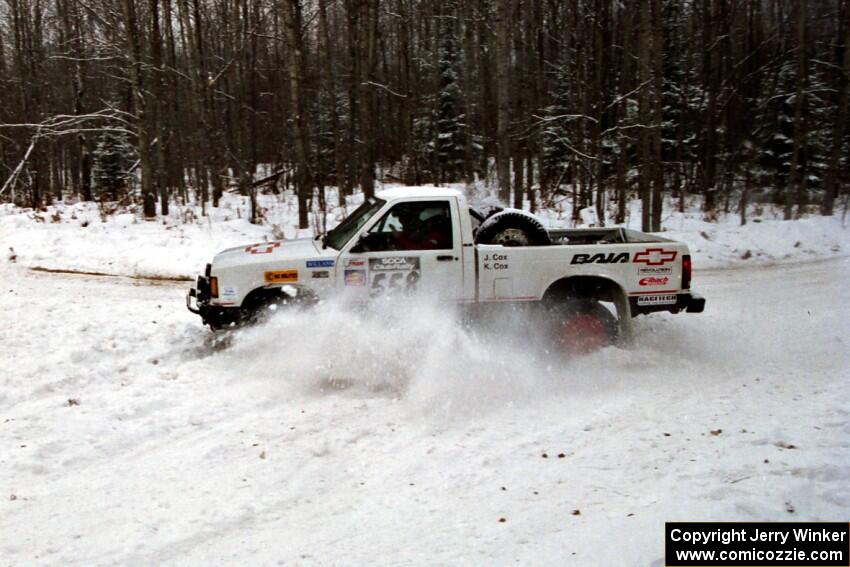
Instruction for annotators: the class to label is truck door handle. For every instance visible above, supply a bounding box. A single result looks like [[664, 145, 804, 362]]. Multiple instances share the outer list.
[[437, 255, 457, 262]]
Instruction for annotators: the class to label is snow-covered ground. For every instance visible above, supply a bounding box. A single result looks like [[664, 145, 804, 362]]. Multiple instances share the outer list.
[[1, 255, 848, 565], [1, 186, 847, 279]]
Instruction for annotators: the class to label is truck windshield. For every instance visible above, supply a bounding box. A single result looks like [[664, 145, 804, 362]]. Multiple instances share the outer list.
[[323, 197, 386, 250]]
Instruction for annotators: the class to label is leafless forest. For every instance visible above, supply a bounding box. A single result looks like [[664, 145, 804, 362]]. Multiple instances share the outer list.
[[0, 0, 848, 229]]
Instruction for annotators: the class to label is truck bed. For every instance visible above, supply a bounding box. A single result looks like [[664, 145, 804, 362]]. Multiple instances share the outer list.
[[547, 227, 674, 246]]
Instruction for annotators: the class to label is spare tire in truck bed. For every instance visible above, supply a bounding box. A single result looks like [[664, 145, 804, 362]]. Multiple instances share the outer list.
[[474, 209, 551, 246]]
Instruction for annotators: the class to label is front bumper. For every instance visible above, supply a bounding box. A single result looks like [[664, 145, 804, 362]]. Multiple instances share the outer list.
[[187, 273, 242, 329], [629, 291, 705, 316]]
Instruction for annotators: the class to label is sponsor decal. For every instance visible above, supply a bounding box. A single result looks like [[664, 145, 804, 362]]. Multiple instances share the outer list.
[[633, 248, 677, 266], [638, 266, 672, 276], [344, 269, 367, 287], [368, 257, 421, 296], [221, 285, 238, 298], [639, 276, 670, 286], [306, 259, 335, 268], [636, 294, 677, 306], [264, 269, 298, 284], [482, 252, 509, 271], [344, 259, 365, 267], [370, 256, 420, 271], [311, 270, 330, 279], [245, 241, 281, 255], [571, 252, 630, 265]]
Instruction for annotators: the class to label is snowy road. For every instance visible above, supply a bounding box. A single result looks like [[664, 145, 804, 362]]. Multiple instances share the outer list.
[[2, 259, 849, 566]]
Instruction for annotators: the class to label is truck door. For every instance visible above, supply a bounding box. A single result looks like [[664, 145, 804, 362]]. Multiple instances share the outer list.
[[337, 198, 465, 301]]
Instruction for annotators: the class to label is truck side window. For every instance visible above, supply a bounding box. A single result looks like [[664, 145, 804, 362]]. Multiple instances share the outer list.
[[367, 201, 453, 251]]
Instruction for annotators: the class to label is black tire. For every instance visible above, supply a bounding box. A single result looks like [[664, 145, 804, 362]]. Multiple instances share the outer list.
[[474, 211, 551, 246], [552, 298, 618, 354], [241, 287, 311, 325]]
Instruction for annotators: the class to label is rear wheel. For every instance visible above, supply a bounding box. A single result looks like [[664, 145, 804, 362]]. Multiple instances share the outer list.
[[554, 299, 618, 355]]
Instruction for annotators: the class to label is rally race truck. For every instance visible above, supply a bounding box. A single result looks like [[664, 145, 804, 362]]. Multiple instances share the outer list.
[[187, 186, 704, 352]]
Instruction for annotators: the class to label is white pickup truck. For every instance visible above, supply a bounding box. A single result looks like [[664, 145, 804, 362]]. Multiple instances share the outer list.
[[187, 186, 704, 351]]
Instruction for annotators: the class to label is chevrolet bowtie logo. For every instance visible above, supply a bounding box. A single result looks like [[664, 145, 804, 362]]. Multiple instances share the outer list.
[[245, 242, 281, 255], [633, 248, 677, 265]]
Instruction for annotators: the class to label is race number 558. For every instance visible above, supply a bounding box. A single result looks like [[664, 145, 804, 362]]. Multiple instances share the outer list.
[[370, 270, 420, 297]]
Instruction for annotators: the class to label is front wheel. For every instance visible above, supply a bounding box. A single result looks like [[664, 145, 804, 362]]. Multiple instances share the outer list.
[[553, 299, 618, 355], [240, 286, 316, 325]]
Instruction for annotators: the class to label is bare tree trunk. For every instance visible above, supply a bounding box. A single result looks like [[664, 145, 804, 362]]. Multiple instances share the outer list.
[[345, 0, 360, 198], [822, 5, 850, 216], [284, 0, 313, 229], [526, 154, 535, 213], [638, 0, 652, 231], [495, 0, 512, 201], [319, 0, 344, 204], [512, 152, 524, 209], [59, 0, 92, 201], [787, 0, 807, 219], [702, 0, 718, 217], [150, 0, 169, 216], [462, 0, 477, 184], [122, 0, 157, 218], [650, 0, 663, 232], [355, 0, 377, 197]]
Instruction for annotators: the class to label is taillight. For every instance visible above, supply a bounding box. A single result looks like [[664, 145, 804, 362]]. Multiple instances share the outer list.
[[682, 255, 691, 290], [209, 276, 219, 298]]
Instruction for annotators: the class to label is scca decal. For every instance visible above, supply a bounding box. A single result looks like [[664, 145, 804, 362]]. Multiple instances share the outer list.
[[633, 248, 677, 266], [571, 252, 630, 265]]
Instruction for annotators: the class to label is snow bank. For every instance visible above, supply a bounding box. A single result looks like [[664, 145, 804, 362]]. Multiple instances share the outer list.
[[660, 212, 847, 269], [1, 188, 847, 278], [2, 258, 848, 565], [532, 198, 848, 270]]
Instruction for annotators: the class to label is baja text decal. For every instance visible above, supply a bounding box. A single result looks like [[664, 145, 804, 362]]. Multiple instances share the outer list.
[[639, 276, 670, 286], [344, 269, 367, 286], [571, 252, 630, 265], [264, 269, 298, 284], [368, 257, 420, 296], [633, 248, 677, 266], [245, 242, 281, 255], [306, 259, 335, 268]]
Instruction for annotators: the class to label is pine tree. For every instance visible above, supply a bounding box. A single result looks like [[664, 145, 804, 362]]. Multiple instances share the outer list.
[[409, 96, 438, 184], [435, 17, 466, 183], [539, 57, 574, 196], [758, 61, 797, 205], [92, 129, 135, 200]]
